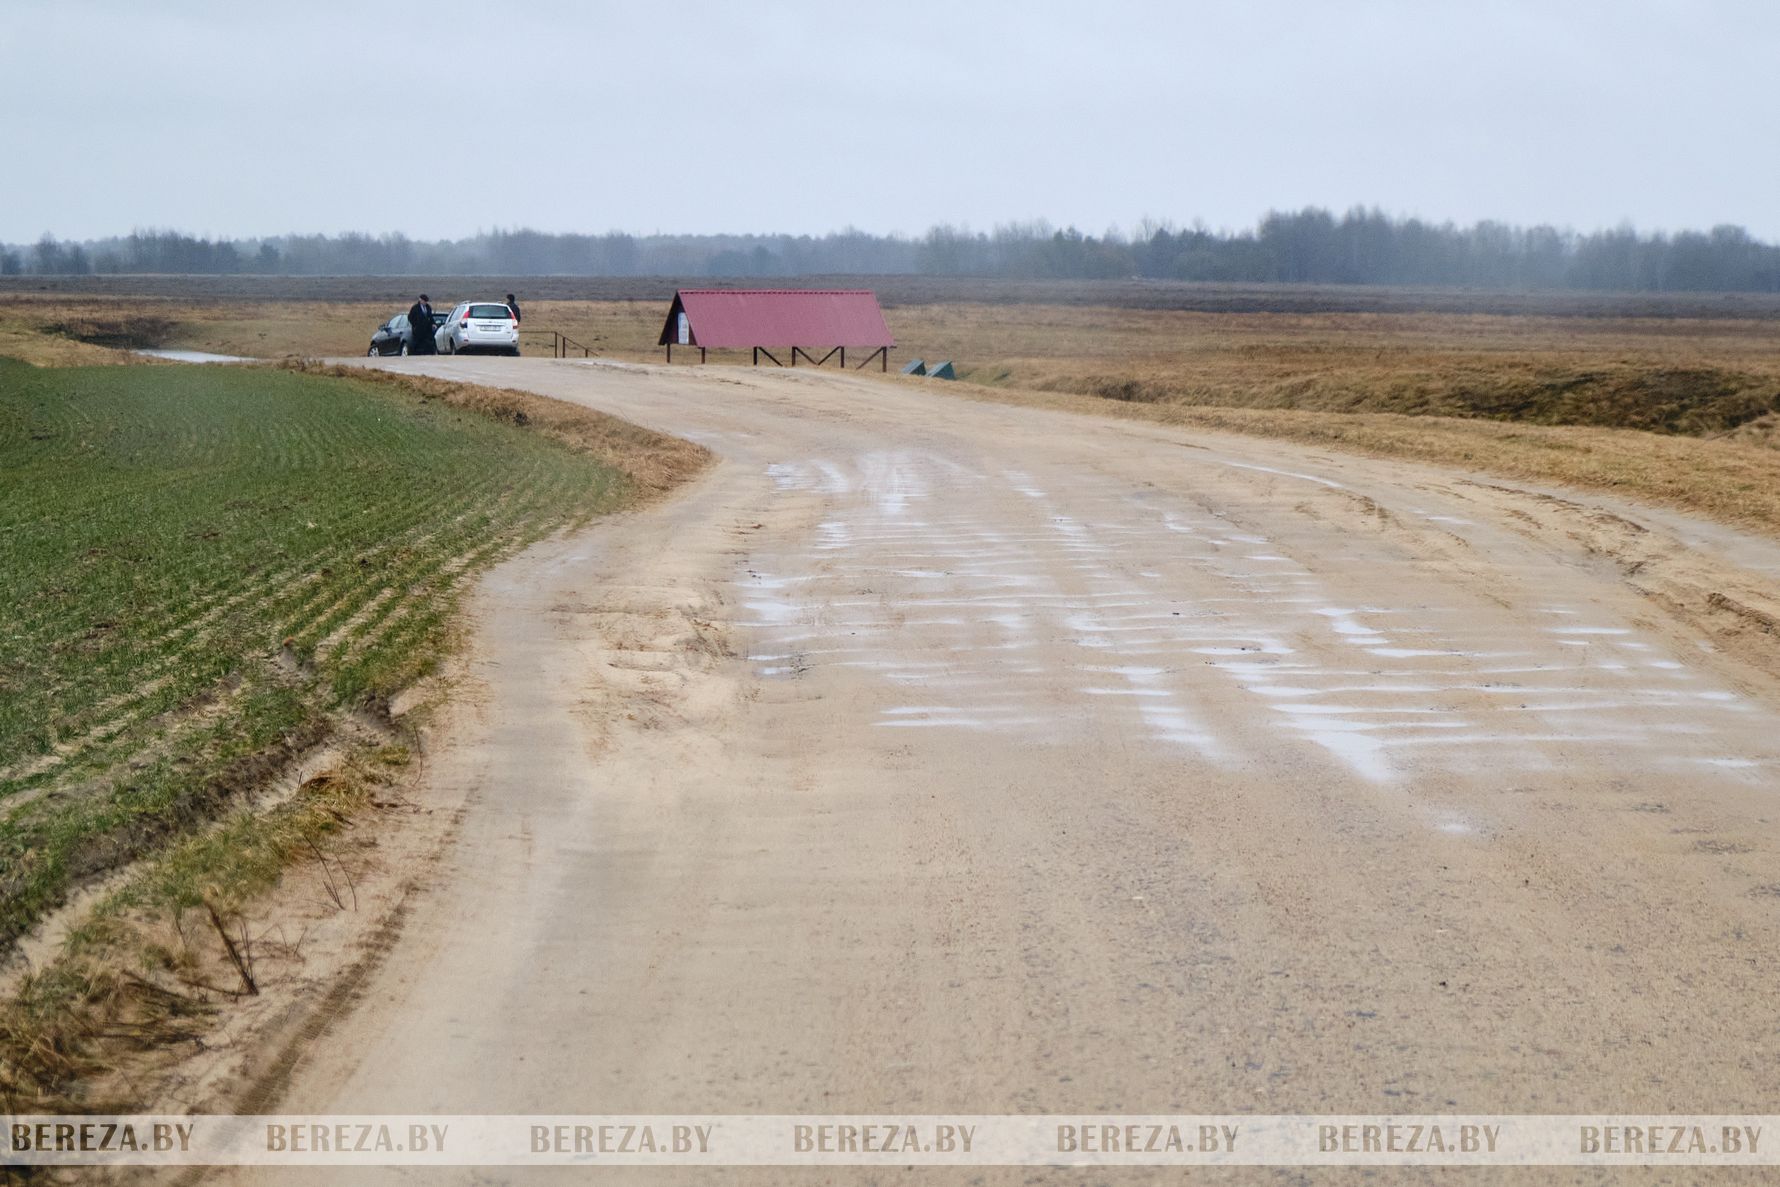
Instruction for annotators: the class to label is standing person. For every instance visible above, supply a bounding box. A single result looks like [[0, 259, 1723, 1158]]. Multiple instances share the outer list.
[[405, 294, 436, 355], [505, 293, 522, 324]]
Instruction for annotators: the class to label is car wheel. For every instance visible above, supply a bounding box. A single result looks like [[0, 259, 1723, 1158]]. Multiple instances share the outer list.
[[399, 342, 410, 357], [367, 344, 379, 356]]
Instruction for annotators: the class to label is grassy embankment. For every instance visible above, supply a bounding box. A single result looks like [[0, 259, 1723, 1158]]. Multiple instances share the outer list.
[[0, 356, 704, 1106]]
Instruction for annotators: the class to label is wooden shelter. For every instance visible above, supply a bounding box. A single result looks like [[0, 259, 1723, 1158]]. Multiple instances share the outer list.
[[658, 289, 895, 369]]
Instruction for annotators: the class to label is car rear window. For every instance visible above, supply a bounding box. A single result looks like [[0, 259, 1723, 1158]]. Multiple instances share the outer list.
[[468, 304, 511, 319]]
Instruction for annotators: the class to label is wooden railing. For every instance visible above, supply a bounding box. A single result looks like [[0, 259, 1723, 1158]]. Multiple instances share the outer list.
[[519, 329, 598, 359]]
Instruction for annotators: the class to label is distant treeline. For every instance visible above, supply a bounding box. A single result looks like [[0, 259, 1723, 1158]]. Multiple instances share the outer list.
[[7, 209, 1780, 292]]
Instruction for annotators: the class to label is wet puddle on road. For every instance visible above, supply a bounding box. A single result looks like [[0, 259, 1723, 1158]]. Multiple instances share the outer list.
[[737, 452, 1775, 788]]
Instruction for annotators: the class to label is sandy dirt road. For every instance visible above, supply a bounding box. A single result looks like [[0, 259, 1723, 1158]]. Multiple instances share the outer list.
[[215, 359, 1780, 1184]]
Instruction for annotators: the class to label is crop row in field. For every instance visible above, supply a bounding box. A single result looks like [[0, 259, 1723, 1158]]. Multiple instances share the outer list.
[[0, 360, 631, 948]]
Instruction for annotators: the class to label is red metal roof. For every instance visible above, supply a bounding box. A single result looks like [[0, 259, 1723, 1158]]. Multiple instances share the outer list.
[[659, 289, 894, 349]]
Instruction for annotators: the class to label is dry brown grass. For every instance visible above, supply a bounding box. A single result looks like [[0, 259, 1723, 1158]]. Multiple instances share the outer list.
[[1722, 412, 1780, 448], [0, 747, 393, 1113], [943, 377, 1780, 535], [0, 322, 154, 367], [0, 294, 666, 361], [868, 304, 1780, 434], [0, 294, 399, 360]]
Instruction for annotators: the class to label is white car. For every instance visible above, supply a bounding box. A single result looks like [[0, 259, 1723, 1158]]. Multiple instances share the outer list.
[[435, 301, 521, 356]]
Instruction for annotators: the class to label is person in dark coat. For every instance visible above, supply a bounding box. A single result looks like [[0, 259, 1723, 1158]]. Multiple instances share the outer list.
[[405, 294, 436, 354], [505, 293, 521, 323]]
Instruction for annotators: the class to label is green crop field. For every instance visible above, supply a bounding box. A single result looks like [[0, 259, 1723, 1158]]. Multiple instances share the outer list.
[[0, 360, 629, 949]]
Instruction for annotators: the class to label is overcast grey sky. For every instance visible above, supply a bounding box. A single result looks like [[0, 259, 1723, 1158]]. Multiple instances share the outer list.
[[4, 0, 1777, 243]]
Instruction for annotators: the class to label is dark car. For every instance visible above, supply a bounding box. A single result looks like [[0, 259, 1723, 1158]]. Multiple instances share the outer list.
[[366, 311, 449, 357]]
